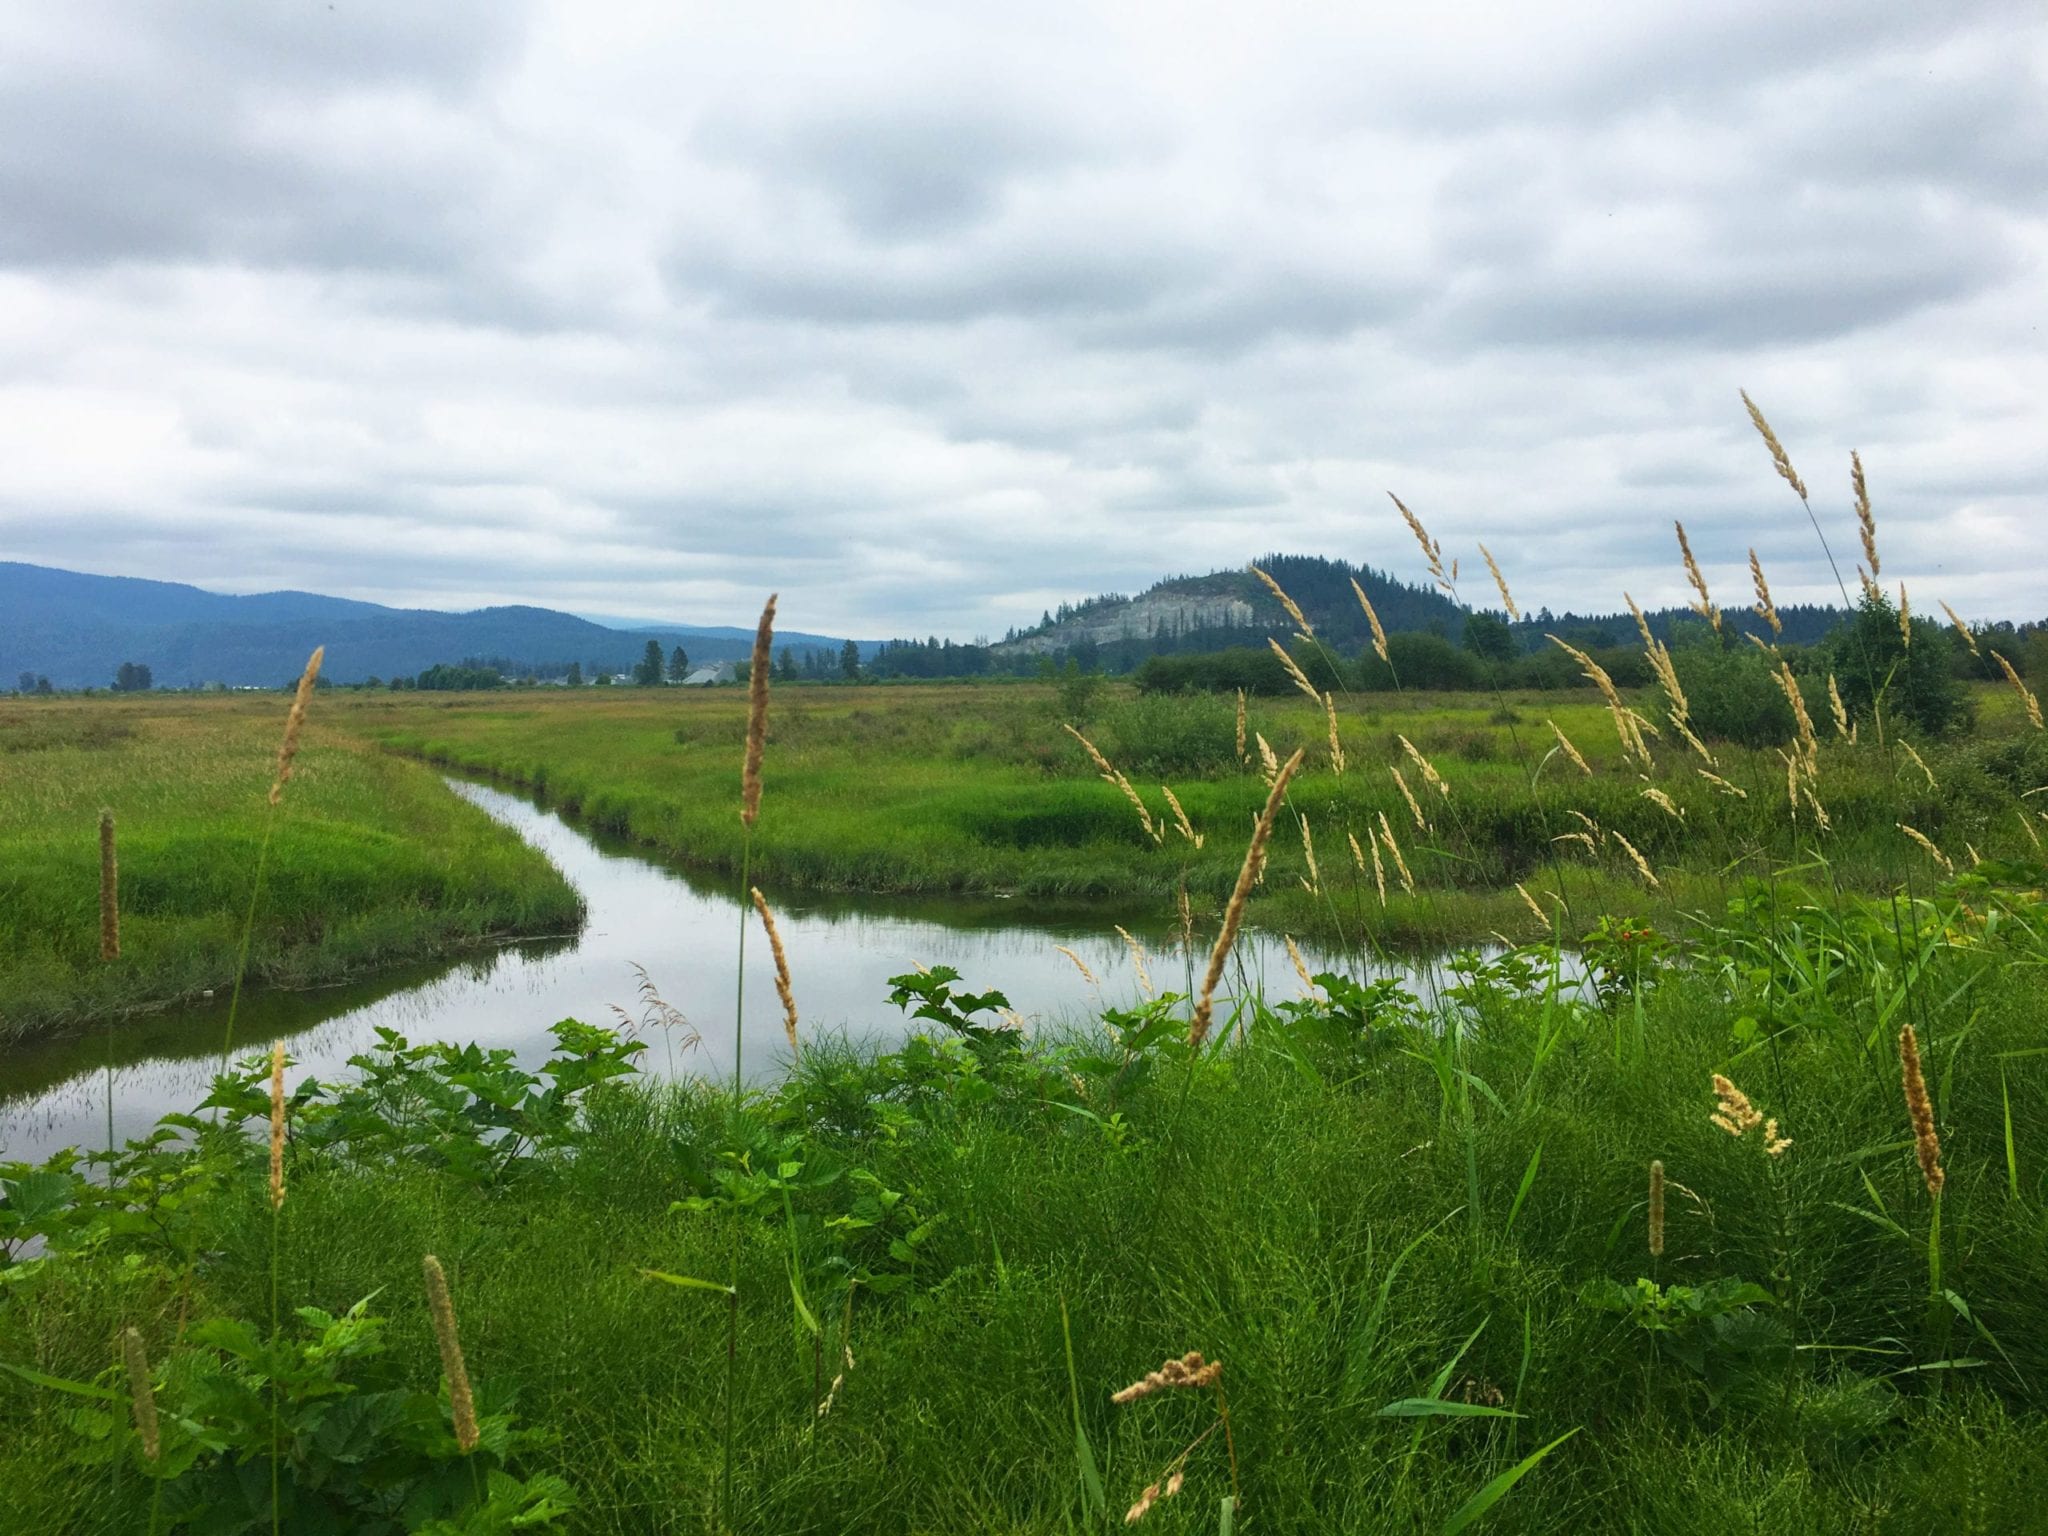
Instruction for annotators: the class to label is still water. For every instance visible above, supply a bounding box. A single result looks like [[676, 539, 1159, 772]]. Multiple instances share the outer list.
[[2, 779, 1340, 1163]]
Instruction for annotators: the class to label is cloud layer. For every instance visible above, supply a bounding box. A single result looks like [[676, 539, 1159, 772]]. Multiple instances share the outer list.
[[2, 0, 2043, 637]]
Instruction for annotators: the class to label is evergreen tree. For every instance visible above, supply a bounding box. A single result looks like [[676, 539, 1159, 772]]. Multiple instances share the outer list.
[[840, 639, 861, 681], [667, 645, 689, 682], [635, 640, 665, 686]]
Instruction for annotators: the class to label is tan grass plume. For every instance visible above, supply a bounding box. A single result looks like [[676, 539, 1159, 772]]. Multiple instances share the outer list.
[[1710, 1074, 1762, 1138], [1162, 785, 1203, 848], [1297, 812, 1321, 895], [1852, 451, 1878, 575], [1515, 881, 1548, 930], [268, 1040, 286, 1212], [1940, 601, 1978, 658], [1828, 674, 1852, 740], [1376, 811, 1414, 893], [1284, 935, 1316, 995], [1390, 494, 1450, 591], [1351, 578, 1391, 665], [1234, 689, 1247, 762], [1268, 637, 1322, 705], [1748, 549, 1782, 637], [1479, 543, 1520, 622], [422, 1254, 480, 1452], [1548, 719, 1592, 776], [1065, 724, 1164, 843], [269, 646, 325, 806], [1397, 734, 1450, 798], [1113, 1350, 1223, 1403], [1390, 765, 1427, 832], [1674, 523, 1720, 633], [1610, 829, 1660, 888], [1322, 693, 1346, 774], [1115, 926, 1154, 997], [1898, 583, 1911, 648], [1899, 1023, 1943, 1198], [1249, 564, 1313, 638], [98, 809, 118, 962], [1190, 749, 1303, 1047], [740, 595, 777, 828], [750, 888, 800, 1056], [1741, 390, 1808, 501], [1991, 651, 2044, 731], [1898, 823, 1954, 876], [1055, 944, 1099, 987], [1901, 740, 1936, 791]]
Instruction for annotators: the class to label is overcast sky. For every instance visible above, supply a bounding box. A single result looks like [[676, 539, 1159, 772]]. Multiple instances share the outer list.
[[1, 2, 2042, 639]]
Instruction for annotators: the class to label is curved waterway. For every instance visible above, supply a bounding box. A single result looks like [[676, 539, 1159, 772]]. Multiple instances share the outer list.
[[2, 778, 1354, 1164]]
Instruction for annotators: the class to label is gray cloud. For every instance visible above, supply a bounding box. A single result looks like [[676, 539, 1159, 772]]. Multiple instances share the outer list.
[[0, 0, 2042, 640]]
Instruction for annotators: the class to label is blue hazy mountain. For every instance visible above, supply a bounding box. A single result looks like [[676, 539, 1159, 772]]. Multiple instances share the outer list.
[[0, 562, 855, 688]]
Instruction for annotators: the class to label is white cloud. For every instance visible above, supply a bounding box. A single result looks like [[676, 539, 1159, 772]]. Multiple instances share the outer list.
[[0, 0, 2042, 637]]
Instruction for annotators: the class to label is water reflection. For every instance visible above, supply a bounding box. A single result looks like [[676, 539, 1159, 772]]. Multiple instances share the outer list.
[[4, 779, 1347, 1162]]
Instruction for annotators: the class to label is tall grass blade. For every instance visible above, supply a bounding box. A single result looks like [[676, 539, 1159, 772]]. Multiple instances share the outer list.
[[1437, 1427, 1580, 1535]]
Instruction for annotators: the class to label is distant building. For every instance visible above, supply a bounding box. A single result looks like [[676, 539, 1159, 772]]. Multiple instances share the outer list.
[[681, 663, 737, 687]]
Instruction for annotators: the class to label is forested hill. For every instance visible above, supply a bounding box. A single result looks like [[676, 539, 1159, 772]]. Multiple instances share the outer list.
[[0, 562, 854, 688], [964, 554, 1844, 674]]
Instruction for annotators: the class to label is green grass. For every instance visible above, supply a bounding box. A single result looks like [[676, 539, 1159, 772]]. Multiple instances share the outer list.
[[0, 695, 583, 1042], [5, 925, 2047, 1533], [350, 679, 2048, 949]]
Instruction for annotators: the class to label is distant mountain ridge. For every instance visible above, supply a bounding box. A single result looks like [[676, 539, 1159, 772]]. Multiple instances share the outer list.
[[0, 562, 857, 688]]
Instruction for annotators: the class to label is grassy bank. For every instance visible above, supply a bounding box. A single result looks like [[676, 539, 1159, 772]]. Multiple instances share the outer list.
[[5, 895, 2046, 1532], [351, 680, 2046, 947], [0, 695, 583, 1042]]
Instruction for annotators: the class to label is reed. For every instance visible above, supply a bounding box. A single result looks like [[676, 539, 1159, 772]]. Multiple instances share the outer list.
[[1390, 494, 1450, 591], [1115, 925, 1154, 996], [1190, 749, 1302, 1047], [1990, 651, 2044, 731], [1852, 450, 1878, 575], [269, 647, 324, 807], [1741, 390, 1808, 501]]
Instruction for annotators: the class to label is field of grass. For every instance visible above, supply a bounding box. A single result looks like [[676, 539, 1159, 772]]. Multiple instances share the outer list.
[[5, 893, 2046, 1532], [7, 614, 2048, 1531], [0, 695, 583, 1042], [353, 677, 2048, 949]]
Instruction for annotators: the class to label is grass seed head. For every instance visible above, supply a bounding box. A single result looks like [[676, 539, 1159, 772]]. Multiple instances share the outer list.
[[1548, 720, 1592, 776], [1054, 944, 1099, 987], [268, 1040, 287, 1212], [422, 1254, 480, 1452], [1610, 829, 1659, 888], [1940, 600, 1978, 657], [98, 809, 118, 961], [1390, 765, 1427, 832], [1990, 651, 2044, 731], [1162, 785, 1203, 848], [123, 1328, 159, 1461], [1899, 1023, 1944, 1197], [1351, 578, 1391, 664], [1397, 734, 1450, 797], [741, 596, 777, 827], [269, 646, 325, 807], [1390, 494, 1450, 591], [1748, 549, 1782, 636], [1376, 811, 1414, 893], [1284, 934, 1316, 995], [1249, 564, 1313, 638], [1898, 823, 1955, 876], [1852, 451, 1878, 575], [1191, 751, 1303, 1047], [1741, 390, 1808, 501], [1648, 1160, 1665, 1258], [1674, 522, 1721, 633], [750, 888, 800, 1056], [1112, 1350, 1224, 1404], [1115, 926, 1154, 997], [1234, 689, 1247, 762], [1479, 543, 1520, 622], [1710, 1074, 1763, 1138]]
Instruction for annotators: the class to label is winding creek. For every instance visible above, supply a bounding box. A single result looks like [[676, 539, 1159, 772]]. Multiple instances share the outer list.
[[3, 777, 1355, 1164]]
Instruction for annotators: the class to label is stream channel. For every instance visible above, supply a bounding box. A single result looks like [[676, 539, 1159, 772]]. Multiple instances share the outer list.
[[2, 777, 1400, 1164]]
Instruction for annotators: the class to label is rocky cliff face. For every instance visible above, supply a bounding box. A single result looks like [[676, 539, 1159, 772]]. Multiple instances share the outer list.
[[995, 586, 1257, 656]]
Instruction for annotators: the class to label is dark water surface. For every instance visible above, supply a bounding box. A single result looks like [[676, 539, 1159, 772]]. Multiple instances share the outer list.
[[2, 779, 1346, 1163]]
